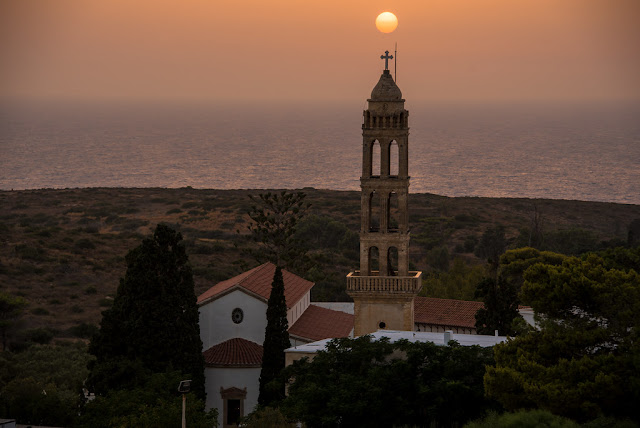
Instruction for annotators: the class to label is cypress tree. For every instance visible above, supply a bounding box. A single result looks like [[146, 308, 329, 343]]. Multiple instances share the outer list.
[[87, 224, 205, 399], [258, 266, 291, 406]]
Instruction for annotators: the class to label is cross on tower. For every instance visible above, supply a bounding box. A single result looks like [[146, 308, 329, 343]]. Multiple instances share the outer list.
[[380, 50, 394, 70]]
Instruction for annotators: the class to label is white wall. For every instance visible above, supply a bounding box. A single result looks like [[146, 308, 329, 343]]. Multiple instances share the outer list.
[[199, 289, 268, 350], [205, 366, 261, 427], [287, 290, 310, 327]]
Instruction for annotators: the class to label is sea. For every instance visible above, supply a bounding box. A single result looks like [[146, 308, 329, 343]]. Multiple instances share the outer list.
[[1, 99, 639, 205]]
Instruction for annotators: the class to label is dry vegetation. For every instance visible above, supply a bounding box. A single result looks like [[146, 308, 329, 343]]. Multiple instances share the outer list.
[[1, 187, 638, 341]]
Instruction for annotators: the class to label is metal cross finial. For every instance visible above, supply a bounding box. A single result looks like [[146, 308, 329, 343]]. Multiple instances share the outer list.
[[380, 50, 394, 70]]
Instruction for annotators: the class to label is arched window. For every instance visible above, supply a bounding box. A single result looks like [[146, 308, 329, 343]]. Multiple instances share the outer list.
[[369, 191, 380, 232], [389, 140, 399, 176], [368, 246, 380, 275], [388, 192, 399, 231], [371, 140, 381, 177], [387, 247, 398, 276]]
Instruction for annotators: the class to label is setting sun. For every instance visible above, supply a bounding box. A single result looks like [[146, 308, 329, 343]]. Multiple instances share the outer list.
[[375, 12, 398, 33]]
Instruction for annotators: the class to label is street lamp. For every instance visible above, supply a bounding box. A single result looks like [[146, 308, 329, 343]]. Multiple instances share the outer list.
[[178, 379, 192, 428]]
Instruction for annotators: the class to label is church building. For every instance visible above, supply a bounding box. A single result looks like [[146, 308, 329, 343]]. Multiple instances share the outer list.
[[197, 53, 521, 426]]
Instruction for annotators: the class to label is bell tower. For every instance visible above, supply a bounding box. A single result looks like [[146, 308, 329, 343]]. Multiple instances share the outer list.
[[347, 52, 422, 336]]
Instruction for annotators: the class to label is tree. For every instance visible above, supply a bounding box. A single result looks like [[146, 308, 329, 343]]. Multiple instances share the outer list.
[[475, 224, 507, 269], [484, 251, 640, 423], [0, 343, 93, 427], [629, 218, 640, 247], [79, 371, 217, 428], [0, 292, 27, 351], [87, 224, 205, 399], [420, 257, 487, 301], [242, 190, 310, 272], [281, 336, 498, 428], [474, 276, 522, 336], [258, 266, 290, 407]]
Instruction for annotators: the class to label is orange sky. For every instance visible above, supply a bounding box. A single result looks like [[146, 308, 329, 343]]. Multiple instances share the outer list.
[[1, 0, 639, 102]]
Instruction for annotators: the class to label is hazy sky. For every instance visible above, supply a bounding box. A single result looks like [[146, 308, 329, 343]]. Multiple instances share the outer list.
[[1, 0, 639, 102]]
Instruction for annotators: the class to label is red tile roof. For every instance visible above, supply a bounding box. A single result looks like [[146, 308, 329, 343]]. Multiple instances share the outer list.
[[289, 305, 354, 342], [414, 297, 483, 329], [203, 338, 263, 367], [197, 262, 314, 309]]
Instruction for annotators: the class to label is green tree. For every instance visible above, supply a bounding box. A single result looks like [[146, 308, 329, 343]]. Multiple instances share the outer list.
[[0, 291, 28, 351], [484, 251, 640, 423], [79, 371, 217, 428], [498, 247, 566, 291], [420, 257, 487, 300], [464, 410, 579, 428], [474, 276, 522, 336], [475, 224, 507, 269], [242, 190, 310, 272], [628, 219, 640, 247], [258, 266, 290, 407], [87, 224, 205, 399], [0, 342, 94, 426], [281, 336, 498, 427]]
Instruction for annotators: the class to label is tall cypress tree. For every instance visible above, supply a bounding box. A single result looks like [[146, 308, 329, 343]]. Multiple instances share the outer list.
[[87, 224, 205, 399], [258, 266, 291, 406]]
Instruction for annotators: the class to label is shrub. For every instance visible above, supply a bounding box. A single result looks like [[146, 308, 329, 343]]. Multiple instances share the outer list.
[[68, 323, 99, 339], [70, 305, 84, 313], [25, 328, 55, 344], [464, 410, 579, 428], [74, 238, 95, 250], [99, 298, 113, 307], [32, 307, 50, 316]]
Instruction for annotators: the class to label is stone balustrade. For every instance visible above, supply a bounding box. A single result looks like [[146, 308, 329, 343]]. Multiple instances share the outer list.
[[346, 271, 422, 294]]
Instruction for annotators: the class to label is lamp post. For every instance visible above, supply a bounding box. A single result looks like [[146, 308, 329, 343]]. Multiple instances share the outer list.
[[178, 379, 192, 428]]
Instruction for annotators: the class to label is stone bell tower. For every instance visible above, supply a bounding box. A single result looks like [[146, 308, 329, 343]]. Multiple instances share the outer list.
[[347, 51, 422, 336]]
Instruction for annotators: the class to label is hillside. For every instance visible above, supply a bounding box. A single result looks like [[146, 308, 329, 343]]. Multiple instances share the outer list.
[[1, 187, 638, 341]]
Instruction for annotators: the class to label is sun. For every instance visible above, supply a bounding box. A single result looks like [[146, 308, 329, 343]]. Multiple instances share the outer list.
[[375, 12, 398, 33]]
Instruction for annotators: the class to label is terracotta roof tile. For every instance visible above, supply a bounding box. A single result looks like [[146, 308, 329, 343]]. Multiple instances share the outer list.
[[289, 305, 354, 341], [203, 338, 263, 367], [197, 262, 314, 309], [414, 297, 483, 329]]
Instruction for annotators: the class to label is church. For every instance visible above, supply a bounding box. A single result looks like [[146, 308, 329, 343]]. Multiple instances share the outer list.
[[197, 54, 514, 427]]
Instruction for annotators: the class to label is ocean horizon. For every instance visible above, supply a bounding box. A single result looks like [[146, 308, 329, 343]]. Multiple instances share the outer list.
[[1, 98, 639, 205]]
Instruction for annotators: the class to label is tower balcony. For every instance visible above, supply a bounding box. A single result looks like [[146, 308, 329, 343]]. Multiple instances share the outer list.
[[346, 271, 423, 294]]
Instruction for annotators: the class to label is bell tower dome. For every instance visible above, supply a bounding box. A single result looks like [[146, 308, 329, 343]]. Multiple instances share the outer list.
[[347, 52, 423, 336]]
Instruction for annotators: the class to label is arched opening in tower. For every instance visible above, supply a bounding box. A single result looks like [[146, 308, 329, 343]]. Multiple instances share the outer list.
[[389, 140, 399, 177], [388, 191, 399, 231], [369, 191, 380, 232], [368, 246, 380, 275], [387, 247, 398, 276], [371, 140, 381, 177]]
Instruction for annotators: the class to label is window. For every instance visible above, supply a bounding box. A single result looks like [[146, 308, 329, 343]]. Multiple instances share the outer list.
[[231, 308, 243, 324]]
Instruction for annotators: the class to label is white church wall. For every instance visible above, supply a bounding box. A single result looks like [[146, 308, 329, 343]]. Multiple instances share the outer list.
[[199, 289, 268, 350], [287, 290, 310, 327], [205, 366, 260, 427]]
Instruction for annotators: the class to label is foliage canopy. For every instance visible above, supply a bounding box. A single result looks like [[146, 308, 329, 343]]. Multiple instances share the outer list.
[[87, 224, 205, 399], [258, 266, 291, 407], [281, 336, 498, 427], [485, 248, 640, 422]]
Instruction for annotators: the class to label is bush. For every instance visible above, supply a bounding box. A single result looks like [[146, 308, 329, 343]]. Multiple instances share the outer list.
[[25, 328, 55, 344], [32, 307, 50, 316], [68, 323, 99, 339], [70, 305, 84, 313], [464, 410, 579, 428], [240, 407, 296, 427], [75, 238, 96, 250]]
